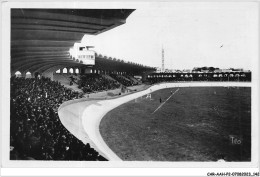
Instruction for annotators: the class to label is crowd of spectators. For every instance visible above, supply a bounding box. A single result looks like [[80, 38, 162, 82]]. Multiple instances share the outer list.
[[69, 74, 79, 86], [124, 75, 140, 85], [147, 73, 251, 84], [10, 76, 107, 161], [78, 74, 121, 93], [109, 74, 136, 87]]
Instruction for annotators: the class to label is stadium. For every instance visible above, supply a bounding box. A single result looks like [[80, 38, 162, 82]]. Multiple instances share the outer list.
[[9, 8, 252, 162]]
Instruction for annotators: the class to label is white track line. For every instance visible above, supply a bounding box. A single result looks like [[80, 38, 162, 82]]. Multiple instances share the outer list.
[[152, 88, 179, 114]]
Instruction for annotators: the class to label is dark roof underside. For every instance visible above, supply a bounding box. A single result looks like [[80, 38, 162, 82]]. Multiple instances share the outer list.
[[11, 9, 138, 73]]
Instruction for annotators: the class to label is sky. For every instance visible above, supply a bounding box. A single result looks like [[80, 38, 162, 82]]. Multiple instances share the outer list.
[[81, 2, 258, 70]]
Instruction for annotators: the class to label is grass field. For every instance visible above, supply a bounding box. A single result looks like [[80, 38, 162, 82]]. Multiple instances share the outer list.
[[100, 87, 251, 161]]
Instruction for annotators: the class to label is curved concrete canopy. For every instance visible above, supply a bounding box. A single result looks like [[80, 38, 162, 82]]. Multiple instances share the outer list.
[[94, 56, 155, 74], [11, 9, 135, 74]]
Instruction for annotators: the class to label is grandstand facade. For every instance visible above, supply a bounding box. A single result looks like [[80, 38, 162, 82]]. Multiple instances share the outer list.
[[147, 71, 251, 84], [11, 9, 155, 79]]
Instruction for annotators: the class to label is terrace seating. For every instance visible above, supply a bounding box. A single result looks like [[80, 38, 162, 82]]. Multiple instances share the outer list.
[[53, 74, 82, 93], [10, 76, 106, 161], [123, 75, 140, 85], [78, 74, 121, 93], [109, 74, 135, 87]]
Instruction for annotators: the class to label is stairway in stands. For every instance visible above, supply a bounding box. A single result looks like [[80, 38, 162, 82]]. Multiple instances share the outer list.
[[101, 74, 120, 84], [124, 75, 141, 85], [53, 74, 82, 93]]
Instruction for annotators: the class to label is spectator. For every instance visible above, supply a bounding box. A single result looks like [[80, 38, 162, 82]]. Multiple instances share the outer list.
[[78, 74, 121, 93], [109, 74, 135, 87], [10, 76, 107, 161]]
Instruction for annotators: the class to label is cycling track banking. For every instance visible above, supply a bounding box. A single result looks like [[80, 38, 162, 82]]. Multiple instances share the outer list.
[[58, 82, 251, 161]]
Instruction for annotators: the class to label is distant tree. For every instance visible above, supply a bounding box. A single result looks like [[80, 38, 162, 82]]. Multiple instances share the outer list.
[[209, 67, 215, 72], [192, 67, 201, 72], [202, 66, 208, 70]]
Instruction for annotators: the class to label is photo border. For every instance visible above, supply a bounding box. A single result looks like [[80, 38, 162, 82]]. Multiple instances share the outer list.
[[1, 0, 259, 176]]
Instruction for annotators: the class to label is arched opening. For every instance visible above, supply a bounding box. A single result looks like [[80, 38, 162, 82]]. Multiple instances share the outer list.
[[25, 71, 32, 78], [75, 68, 79, 74], [63, 68, 67, 74], [69, 68, 73, 74], [56, 69, 61, 73], [15, 71, 21, 77]]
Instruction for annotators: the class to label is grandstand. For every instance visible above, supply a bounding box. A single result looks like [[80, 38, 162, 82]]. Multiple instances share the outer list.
[[9, 9, 252, 162], [10, 9, 156, 161], [147, 72, 251, 84]]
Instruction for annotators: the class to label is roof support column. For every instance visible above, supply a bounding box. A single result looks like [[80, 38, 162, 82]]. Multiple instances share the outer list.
[[67, 67, 70, 74], [85, 68, 92, 74], [31, 71, 36, 78], [79, 67, 84, 74], [21, 71, 26, 78]]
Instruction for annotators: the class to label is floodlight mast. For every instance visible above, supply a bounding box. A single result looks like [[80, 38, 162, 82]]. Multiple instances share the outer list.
[[162, 45, 165, 73]]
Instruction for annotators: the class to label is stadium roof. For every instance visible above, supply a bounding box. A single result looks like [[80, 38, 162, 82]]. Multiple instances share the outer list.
[[11, 9, 135, 74]]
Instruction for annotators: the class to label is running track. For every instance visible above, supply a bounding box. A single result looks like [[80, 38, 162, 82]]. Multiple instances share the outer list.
[[58, 82, 251, 161]]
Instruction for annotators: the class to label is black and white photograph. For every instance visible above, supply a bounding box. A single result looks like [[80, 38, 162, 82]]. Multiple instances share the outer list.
[[1, 1, 259, 176]]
